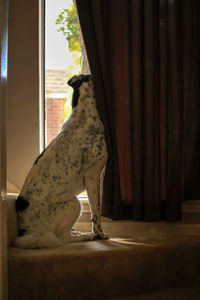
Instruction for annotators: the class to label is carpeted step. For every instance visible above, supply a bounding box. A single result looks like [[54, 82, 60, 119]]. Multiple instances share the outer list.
[[8, 236, 200, 300], [98, 286, 200, 300]]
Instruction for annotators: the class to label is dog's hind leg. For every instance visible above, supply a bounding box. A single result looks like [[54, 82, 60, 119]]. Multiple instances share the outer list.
[[14, 194, 93, 248], [14, 231, 64, 249], [53, 194, 96, 243], [53, 194, 81, 242]]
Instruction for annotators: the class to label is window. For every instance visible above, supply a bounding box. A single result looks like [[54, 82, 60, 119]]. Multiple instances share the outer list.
[[45, 0, 80, 146], [6, 0, 89, 203], [44, 0, 89, 199]]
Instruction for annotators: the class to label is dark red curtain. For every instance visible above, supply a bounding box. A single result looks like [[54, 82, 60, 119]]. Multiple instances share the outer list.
[[76, 0, 200, 221]]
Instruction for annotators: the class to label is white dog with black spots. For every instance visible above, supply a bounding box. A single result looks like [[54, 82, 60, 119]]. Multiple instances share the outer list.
[[14, 74, 108, 248]]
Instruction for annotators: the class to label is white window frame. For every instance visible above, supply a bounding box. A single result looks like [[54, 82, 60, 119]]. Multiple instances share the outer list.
[[39, 0, 45, 153], [0, 0, 9, 298]]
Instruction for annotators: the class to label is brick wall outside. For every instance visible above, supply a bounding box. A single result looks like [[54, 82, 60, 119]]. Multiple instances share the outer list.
[[46, 97, 66, 146]]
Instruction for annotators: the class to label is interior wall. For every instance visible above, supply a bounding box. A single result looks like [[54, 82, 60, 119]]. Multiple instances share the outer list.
[[7, 0, 39, 192]]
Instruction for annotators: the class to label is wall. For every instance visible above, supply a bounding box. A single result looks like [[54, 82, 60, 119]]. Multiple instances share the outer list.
[[46, 97, 65, 146], [7, 0, 39, 192]]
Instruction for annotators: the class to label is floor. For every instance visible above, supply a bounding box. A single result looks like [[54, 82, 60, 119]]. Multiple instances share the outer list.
[[76, 200, 200, 241], [76, 200, 200, 300], [98, 286, 200, 300], [7, 200, 200, 300]]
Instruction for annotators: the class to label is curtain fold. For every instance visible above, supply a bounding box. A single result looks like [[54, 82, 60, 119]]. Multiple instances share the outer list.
[[76, 0, 200, 221]]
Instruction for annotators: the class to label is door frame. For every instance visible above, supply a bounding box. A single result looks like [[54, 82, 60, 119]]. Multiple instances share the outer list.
[[0, 0, 9, 298]]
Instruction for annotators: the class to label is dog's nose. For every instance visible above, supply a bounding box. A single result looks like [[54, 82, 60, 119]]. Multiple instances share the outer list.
[[68, 75, 78, 87]]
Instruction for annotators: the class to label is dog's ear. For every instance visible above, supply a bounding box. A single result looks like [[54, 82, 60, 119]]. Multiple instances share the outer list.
[[83, 74, 91, 82]]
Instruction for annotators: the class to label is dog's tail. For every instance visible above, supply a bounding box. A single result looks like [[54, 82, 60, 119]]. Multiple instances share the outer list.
[[13, 232, 64, 249]]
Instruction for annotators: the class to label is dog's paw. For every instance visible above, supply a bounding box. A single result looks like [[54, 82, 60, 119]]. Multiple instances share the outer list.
[[87, 232, 97, 241], [69, 231, 97, 242], [95, 233, 109, 240]]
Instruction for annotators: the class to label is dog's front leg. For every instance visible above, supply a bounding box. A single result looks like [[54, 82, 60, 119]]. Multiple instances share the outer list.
[[85, 171, 108, 239]]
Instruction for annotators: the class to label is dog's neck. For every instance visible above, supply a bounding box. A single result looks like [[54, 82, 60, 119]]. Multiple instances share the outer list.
[[62, 82, 101, 132], [72, 83, 100, 119]]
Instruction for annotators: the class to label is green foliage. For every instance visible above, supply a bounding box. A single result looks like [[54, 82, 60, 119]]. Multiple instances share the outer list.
[[55, 4, 81, 53], [55, 2, 82, 121]]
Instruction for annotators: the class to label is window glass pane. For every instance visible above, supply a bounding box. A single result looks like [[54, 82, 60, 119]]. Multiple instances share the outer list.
[[45, 0, 81, 146], [45, 0, 87, 197]]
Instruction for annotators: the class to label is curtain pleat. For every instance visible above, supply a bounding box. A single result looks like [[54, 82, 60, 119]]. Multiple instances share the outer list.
[[159, 0, 168, 206], [130, 0, 144, 220], [183, 0, 200, 199], [143, 0, 161, 220]]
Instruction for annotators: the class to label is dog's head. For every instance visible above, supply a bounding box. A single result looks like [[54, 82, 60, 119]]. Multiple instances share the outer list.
[[68, 74, 91, 108], [68, 74, 91, 89]]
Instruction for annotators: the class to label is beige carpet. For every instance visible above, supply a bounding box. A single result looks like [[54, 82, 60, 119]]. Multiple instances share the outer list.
[[98, 286, 200, 300], [8, 237, 200, 300], [7, 199, 200, 300]]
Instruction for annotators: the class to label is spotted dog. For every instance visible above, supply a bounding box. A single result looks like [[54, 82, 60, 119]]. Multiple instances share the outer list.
[[14, 74, 108, 248]]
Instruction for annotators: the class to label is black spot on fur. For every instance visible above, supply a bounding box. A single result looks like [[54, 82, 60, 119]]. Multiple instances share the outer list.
[[18, 229, 26, 236], [34, 148, 46, 165], [71, 88, 80, 108], [15, 196, 29, 212], [95, 234, 102, 240]]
